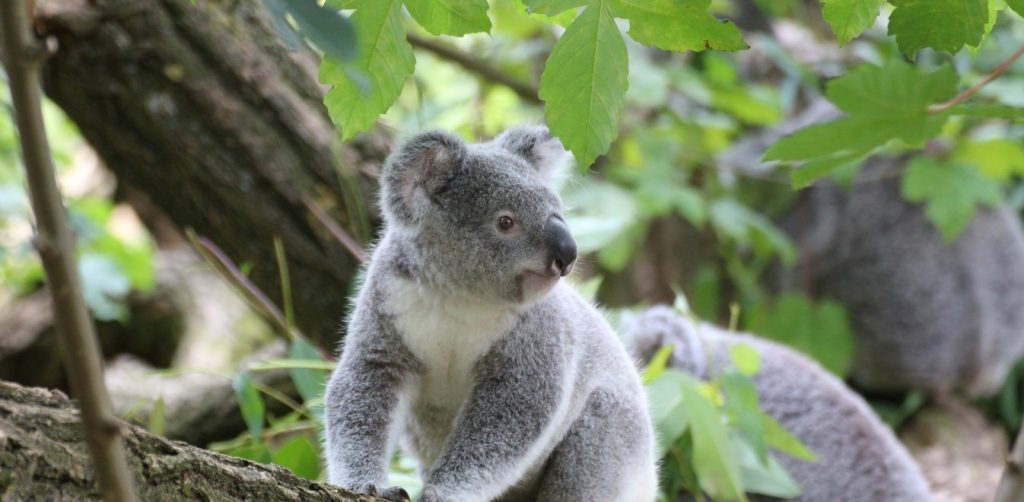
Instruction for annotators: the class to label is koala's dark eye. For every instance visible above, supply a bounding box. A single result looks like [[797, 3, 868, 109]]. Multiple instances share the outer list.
[[497, 215, 515, 232]]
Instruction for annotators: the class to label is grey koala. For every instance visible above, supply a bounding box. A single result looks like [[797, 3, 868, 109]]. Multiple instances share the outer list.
[[780, 161, 1024, 397], [323, 126, 657, 502], [623, 306, 933, 502]]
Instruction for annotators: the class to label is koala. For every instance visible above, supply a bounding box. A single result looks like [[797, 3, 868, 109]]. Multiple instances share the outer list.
[[623, 307, 933, 502], [780, 160, 1024, 397], [323, 126, 658, 502]]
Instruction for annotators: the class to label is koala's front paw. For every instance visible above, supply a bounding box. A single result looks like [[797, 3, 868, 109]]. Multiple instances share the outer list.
[[417, 485, 448, 502], [355, 483, 411, 501]]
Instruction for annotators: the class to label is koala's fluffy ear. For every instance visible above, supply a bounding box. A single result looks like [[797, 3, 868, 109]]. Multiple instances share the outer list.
[[494, 126, 573, 187], [381, 130, 467, 226]]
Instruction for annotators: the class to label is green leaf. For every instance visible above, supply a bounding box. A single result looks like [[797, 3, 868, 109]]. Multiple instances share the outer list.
[[288, 338, 328, 409], [729, 343, 760, 377], [320, 0, 414, 139], [721, 373, 766, 462], [233, 372, 266, 439], [405, 0, 492, 36], [643, 344, 675, 384], [273, 435, 321, 480], [539, 0, 629, 168], [1009, 0, 1024, 16], [522, 0, 588, 15], [952, 139, 1024, 181], [820, 0, 883, 44], [682, 376, 747, 501], [279, 0, 357, 61], [610, 0, 747, 52], [761, 414, 816, 461], [888, 0, 988, 54], [901, 157, 1003, 241], [645, 370, 692, 457], [767, 62, 958, 186], [732, 435, 803, 498]]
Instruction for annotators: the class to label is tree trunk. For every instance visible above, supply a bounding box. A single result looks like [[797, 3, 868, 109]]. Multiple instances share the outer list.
[[34, 0, 390, 350], [0, 380, 374, 501]]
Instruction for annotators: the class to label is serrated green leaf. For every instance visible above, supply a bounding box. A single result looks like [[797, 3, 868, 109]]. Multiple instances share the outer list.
[[901, 157, 1003, 241], [273, 435, 321, 480], [522, 0, 588, 15], [767, 62, 959, 186], [320, 0, 414, 139], [405, 0, 492, 36], [233, 372, 266, 439], [888, 0, 988, 54], [820, 0, 883, 44], [540, 0, 629, 168], [610, 0, 747, 52]]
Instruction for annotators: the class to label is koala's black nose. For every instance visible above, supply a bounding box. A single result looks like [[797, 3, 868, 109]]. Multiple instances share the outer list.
[[543, 216, 577, 277]]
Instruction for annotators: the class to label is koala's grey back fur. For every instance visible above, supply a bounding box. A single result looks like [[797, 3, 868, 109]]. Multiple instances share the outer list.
[[324, 127, 656, 501], [781, 161, 1024, 396], [623, 307, 933, 502]]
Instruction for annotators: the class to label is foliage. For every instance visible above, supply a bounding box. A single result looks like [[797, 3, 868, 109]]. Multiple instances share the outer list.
[[747, 294, 854, 377], [0, 81, 154, 321], [645, 329, 815, 501]]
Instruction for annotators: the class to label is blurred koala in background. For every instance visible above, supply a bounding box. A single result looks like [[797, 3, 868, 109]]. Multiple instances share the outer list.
[[779, 161, 1024, 397], [623, 306, 933, 502]]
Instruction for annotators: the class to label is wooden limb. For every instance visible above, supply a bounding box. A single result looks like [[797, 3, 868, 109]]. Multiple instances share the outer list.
[[0, 0, 136, 499], [406, 32, 542, 105], [0, 380, 378, 501]]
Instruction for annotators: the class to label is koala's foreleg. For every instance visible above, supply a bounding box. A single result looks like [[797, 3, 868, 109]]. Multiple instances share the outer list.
[[324, 323, 412, 492], [421, 335, 569, 501], [535, 388, 657, 502]]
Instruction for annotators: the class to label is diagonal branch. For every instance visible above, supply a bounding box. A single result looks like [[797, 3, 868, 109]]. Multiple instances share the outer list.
[[406, 32, 542, 105], [928, 43, 1024, 114]]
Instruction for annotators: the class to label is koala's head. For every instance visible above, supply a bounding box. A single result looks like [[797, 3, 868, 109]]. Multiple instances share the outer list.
[[380, 126, 577, 304]]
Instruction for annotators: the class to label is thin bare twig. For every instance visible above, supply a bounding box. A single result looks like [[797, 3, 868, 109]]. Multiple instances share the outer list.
[[185, 230, 292, 337], [406, 32, 542, 105], [300, 195, 367, 264], [0, 1, 137, 500], [995, 422, 1024, 502], [928, 44, 1024, 114]]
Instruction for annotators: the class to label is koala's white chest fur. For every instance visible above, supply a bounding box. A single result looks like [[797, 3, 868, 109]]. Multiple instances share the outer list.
[[385, 278, 515, 411]]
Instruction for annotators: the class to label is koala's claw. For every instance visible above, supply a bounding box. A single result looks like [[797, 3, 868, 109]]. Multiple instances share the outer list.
[[355, 483, 409, 501], [381, 486, 411, 501]]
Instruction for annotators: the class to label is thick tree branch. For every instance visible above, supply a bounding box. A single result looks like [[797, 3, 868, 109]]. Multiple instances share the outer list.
[[0, 1, 136, 500], [35, 0, 391, 350], [406, 32, 542, 105], [0, 380, 378, 501]]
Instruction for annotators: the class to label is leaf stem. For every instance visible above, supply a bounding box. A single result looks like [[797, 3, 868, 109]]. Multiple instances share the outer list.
[[928, 44, 1024, 114]]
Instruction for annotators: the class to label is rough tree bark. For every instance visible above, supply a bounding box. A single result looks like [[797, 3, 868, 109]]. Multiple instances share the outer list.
[[34, 0, 391, 350], [0, 380, 377, 501]]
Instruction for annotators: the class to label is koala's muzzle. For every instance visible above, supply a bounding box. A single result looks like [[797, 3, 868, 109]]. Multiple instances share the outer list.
[[543, 216, 577, 277]]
